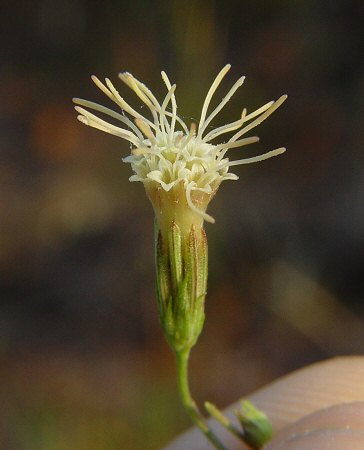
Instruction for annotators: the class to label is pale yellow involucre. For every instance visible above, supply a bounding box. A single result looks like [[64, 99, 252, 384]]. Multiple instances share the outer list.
[[73, 65, 286, 223]]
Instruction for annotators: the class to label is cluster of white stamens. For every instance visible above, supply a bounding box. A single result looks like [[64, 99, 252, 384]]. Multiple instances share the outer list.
[[73, 65, 286, 223]]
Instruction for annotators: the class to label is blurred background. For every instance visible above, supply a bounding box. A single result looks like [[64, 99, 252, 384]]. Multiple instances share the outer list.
[[1, 0, 364, 448]]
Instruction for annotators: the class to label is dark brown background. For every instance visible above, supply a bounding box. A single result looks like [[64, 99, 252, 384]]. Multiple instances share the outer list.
[[1, 0, 363, 448]]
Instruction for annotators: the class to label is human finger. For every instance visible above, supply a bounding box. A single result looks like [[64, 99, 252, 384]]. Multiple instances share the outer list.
[[165, 356, 364, 449], [267, 401, 364, 449]]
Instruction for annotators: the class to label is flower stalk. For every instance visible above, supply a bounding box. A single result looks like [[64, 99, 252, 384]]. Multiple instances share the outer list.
[[176, 349, 228, 450], [155, 215, 229, 448]]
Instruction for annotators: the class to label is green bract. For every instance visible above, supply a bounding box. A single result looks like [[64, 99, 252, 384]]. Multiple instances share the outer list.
[[155, 220, 207, 352]]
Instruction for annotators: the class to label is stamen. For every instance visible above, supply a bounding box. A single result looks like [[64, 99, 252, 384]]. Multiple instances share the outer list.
[[198, 64, 231, 134], [91, 75, 114, 100], [181, 123, 196, 149], [103, 78, 159, 132], [76, 114, 139, 146], [159, 84, 177, 135], [204, 109, 247, 142], [132, 148, 155, 156], [186, 183, 215, 223], [244, 101, 274, 122], [119, 73, 154, 108], [161, 71, 178, 140], [229, 95, 287, 143], [225, 147, 286, 167], [120, 72, 162, 111], [119, 73, 160, 127], [214, 135, 260, 153], [75, 106, 139, 145], [135, 118, 157, 145], [165, 111, 189, 135], [174, 133, 184, 146], [195, 166, 221, 187], [198, 76, 245, 138], [73, 98, 144, 141]]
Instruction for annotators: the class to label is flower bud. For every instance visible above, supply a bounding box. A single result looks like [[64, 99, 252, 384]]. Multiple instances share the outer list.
[[237, 400, 273, 449]]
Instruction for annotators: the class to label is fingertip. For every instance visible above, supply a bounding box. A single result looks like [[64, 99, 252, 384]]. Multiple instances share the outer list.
[[267, 402, 364, 450], [247, 356, 364, 431]]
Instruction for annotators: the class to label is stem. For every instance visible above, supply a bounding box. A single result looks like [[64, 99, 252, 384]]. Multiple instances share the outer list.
[[175, 349, 228, 450], [205, 402, 245, 441]]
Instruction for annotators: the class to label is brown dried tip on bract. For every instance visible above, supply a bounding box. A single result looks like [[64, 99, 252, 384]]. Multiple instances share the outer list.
[[73, 65, 287, 223]]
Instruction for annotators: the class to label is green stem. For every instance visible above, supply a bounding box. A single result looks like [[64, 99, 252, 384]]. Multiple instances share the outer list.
[[205, 401, 245, 441], [175, 349, 228, 450]]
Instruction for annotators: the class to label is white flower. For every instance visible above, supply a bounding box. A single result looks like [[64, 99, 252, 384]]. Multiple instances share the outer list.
[[73, 65, 286, 224]]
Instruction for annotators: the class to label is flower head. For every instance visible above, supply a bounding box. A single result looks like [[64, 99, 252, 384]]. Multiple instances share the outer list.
[[73, 65, 286, 226]]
